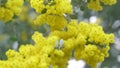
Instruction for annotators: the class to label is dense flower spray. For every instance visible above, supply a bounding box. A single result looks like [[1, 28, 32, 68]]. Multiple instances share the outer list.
[[0, 0, 116, 68], [0, 20, 114, 68], [0, 0, 24, 22], [87, 0, 117, 11]]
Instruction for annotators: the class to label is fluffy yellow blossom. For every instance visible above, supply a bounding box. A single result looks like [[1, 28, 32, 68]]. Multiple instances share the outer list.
[[74, 44, 107, 68], [87, 0, 103, 11], [19, 45, 36, 58], [32, 31, 46, 43], [54, 49, 64, 57], [30, 0, 72, 31], [88, 24, 114, 45], [87, 0, 117, 11], [0, 23, 114, 68], [34, 14, 67, 31], [46, 0, 73, 15], [50, 20, 78, 39], [0, 0, 116, 68], [49, 20, 114, 68], [0, 7, 14, 22], [0, 31, 57, 68], [63, 38, 75, 50], [19, 6, 30, 21], [20, 31, 28, 41], [78, 22, 90, 39], [101, 0, 117, 5], [30, 0, 72, 14], [0, 0, 24, 22], [30, 0, 45, 13], [5, 0, 24, 15], [6, 49, 20, 60], [75, 33, 87, 46]]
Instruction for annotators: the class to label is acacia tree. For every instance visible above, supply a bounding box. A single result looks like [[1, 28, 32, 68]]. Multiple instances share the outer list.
[[0, 0, 117, 68]]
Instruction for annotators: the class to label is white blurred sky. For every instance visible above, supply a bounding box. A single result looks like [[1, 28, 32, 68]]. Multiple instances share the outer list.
[[67, 59, 86, 68]]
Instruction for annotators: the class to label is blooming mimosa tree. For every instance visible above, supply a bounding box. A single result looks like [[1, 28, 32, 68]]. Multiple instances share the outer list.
[[0, 0, 117, 68]]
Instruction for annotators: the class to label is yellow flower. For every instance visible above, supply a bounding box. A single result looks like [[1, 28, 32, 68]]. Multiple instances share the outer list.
[[0, 7, 14, 22], [87, 0, 117, 11], [30, 0, 72, 14], [101, 0, 117, 5], [87, 0, 103, 11], [6, 0, 24, 15]]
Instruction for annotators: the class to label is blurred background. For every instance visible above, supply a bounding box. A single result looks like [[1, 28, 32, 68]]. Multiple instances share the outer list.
[[0, 0, 120, 68]]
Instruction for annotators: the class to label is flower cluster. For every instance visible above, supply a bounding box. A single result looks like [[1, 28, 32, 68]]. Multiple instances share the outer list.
[[34, 14, 67, 31], [6, 0, 24, 16], [0, 20, 114, 68], [0, 0, 24, 22], [87, 0, 117, 11], [0, 7, 13, 22], [30, 0, 72, 14], [31, 0, 72, 31], [0, 0, 116, 68]]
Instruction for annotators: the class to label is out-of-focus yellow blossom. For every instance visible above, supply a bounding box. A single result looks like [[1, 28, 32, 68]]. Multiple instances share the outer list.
[[0, 0, 24, 22], [34, 14, 67, 31], [20, 31, 28, 41], [101, 0, 117, 5], [50, 20, 78, 39], [46, 0, 73, 15], [87, 0, 117, 11], [30, 0, 72, 14], [0, 7, 14, 22], [87, 0, 103, 11], [30, 0, 45, 13], [31, 0, 72, 30], [5, 0, 24, 16], [19, 6, 29, 21]]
